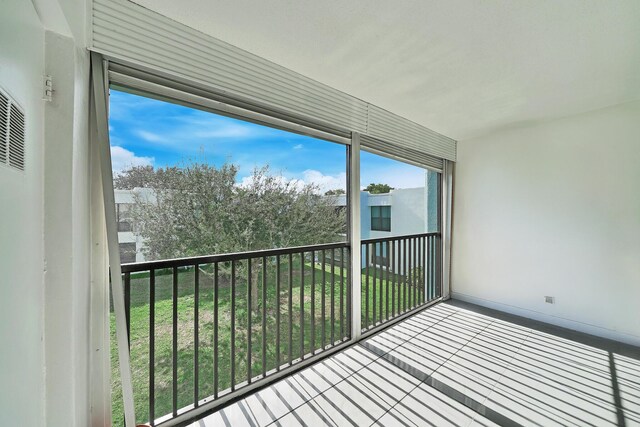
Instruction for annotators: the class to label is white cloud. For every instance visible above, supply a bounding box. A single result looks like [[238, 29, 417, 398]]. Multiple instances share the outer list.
[[293, 144, 303, 150], [237, 169, 346, 195], [111, 146, 154, 173], [132, 118, 265, 148], [135, 130, 166, 143], [300, 170, 346, 194]]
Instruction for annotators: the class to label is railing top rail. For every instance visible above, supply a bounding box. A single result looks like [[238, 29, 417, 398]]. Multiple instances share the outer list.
[[361, 231, 440, 245], [120, 241, 349, 273]]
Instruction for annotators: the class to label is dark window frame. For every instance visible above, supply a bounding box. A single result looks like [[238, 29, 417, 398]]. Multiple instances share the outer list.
[[370, 205, 391, 232]]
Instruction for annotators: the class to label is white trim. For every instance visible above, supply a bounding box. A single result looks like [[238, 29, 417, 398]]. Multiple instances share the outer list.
[[89, 81, 112, 426], [441, 160, 453, 300], [451, 292, 640, 347], [349, 132, 362, 339], [91, 52, 136, 426]]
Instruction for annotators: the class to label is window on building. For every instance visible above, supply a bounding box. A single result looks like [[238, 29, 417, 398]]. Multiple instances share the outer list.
[[116, 203, 133, 232], [119, 242, 136, 263], [371, 206, 391, 231]]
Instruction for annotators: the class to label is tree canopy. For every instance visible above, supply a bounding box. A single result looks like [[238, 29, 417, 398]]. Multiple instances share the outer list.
[[118, 163, 346, 261], [364, 183, 394, 194]]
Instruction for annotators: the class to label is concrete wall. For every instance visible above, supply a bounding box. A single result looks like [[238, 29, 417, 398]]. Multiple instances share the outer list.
[[0, 1, 45, 425], [452, 101, 640, 346]]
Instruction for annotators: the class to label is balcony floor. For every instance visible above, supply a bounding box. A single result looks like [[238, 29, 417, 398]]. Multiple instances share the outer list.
[[189, 301, 640, 427]]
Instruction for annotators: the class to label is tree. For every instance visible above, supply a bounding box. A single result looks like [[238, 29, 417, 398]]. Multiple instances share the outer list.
[[364, 183, 394, 194], [324, 189, 345, 196], [125, 162, 345, 310]]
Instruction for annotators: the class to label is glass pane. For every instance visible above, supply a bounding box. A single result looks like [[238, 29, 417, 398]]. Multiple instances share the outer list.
[[360, 151, 440, 238], [109, 89, 348, 261]]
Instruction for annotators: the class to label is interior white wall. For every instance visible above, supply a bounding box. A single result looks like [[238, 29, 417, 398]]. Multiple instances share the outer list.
[[0, 1, 45, 425], [43, 30, 91, 427], [0, 0, 92, 425], [452, 101, 640, 345]]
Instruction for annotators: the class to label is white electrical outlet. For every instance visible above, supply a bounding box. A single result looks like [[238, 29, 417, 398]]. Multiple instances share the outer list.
[[544, 296, 555, 304]]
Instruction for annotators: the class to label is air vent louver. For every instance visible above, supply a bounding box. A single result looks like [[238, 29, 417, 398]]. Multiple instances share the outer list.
[[9, 104, 25, 170], [0, 87, 25, 171], [0, 92, 8, 164]]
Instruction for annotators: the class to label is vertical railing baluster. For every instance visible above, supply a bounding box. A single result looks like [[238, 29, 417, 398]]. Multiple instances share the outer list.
[[340, 247, 344, 338], [194, 264, 200, 406], [404, 238, 408, 313], [438, 234, 443, 298], [149, 269, 155, 424], [321, 249, 326, 348], [330, 248, 335, 345], [288, 253, 293, 365], [300, 252, 305, 360], [213, 263, 219, 399], [433, 235, 437, 299], [398, 240, 402, 313], [379, 243, 384, 322], [124, 272, 131, 348], [310, 250, 315, 354], [276, 255, 281, 371], [262, 256, 267, 378], [420, 237, 424, 304], [365, 243, 370, 330], [423, 236, 427, 303], [426, 236, 431, 301], [247, 258, 252, 384], [430, 235, 434, 300], [346, 247, 351, 338], [408, 238, 412, 310], [413, 237, 417, 308], [231, 261, 236, 391], [372, 242, 377, 326], [391, 240, 396, 318], [385, 241, 390, 321], [172, 267, 178, 415]]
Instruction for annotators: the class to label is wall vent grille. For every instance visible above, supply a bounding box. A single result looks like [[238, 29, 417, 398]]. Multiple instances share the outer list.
[[0, 87, 25, 171], [0, 91, 8, 164]]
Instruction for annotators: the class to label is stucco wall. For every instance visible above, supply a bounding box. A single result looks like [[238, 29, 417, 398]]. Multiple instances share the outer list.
[[452, 101, 640, 345]]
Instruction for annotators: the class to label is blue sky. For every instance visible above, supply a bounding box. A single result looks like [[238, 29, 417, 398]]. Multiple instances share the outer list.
[[109, 89, 426, 192]]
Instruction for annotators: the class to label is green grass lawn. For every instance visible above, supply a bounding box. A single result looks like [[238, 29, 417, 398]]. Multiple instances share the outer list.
[[110, 258, 424, 425]]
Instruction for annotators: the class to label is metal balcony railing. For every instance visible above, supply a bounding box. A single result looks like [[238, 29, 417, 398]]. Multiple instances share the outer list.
[[361, 232, 442, 333], [120, 242, 351, 425], [117, 232, 441, 425]]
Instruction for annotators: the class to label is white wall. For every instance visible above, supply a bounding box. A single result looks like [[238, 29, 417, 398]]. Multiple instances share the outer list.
[[452, 101, 640, 345], [390, 188, 426, 236], [0, 1, 92, 425], [43, 30, 91, 427], [0, 1, 45, 425]]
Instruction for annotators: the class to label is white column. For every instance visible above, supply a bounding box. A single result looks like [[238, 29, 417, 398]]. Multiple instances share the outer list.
[[441, 160, 454, 300], [349, 132, 362, 340]]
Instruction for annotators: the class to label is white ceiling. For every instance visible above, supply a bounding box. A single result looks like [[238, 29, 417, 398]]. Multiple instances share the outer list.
[[129, 0, 640, 140]]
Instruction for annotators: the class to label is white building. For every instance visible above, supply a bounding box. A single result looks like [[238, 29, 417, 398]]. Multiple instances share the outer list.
[[114, 189, 153, 263]]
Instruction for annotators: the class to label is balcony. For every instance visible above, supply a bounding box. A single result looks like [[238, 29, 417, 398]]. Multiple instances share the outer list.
[[187, 301, 640, 427], [117, 231, 640, 427], [118, 233, 443, 425]]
